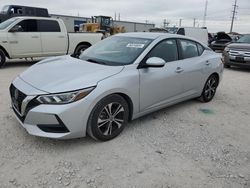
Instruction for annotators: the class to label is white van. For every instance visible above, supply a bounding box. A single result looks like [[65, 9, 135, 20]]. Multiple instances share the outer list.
[[177, 27, 209, 45]]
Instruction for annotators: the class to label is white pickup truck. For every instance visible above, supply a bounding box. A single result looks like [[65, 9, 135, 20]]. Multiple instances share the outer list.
[[0, 16, 103, 67]]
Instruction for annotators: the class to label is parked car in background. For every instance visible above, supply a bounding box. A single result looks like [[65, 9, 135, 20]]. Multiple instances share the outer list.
[[177, 27, 209, 45], [9, 33, 223, 141], [223, 34, 250, 68], [209, 32, 232, 52], [0, 17, 102, 67], [0, 5, 49, 23], [228, 32, 243, 42]]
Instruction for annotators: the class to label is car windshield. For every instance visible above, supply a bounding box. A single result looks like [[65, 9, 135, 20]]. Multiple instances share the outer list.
[[80, 36, 152, 66], [0, 17, 19, 30], [1, 5, 9, 13], [236, 35, 250, 43]]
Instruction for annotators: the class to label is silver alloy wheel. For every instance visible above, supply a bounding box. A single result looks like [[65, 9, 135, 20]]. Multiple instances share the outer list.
[[97, 102, 125, 136], [204, 77, 217, 99]]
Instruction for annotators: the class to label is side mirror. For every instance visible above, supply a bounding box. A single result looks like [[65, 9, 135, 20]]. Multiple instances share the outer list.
[[9, 25, 23, 32], [145, 57, 165, 68]]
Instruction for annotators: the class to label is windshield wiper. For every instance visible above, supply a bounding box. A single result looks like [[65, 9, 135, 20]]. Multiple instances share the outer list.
[[86, 59, 107, 65]]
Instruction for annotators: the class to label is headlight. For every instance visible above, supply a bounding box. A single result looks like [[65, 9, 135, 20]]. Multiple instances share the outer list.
[[37, 87, 95, 104]]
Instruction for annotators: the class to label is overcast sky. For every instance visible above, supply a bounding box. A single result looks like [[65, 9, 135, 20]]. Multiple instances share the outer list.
[[1, 0, 250, 33]]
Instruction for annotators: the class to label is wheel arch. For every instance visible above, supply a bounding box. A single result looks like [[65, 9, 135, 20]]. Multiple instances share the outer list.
[[114, 92, 134, 121], [210, 72, 220, 83], [74, 42, 92, 52], [0, 45, 10, 59]]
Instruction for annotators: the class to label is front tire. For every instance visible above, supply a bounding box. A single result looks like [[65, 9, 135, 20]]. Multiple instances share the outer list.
[[87, 94, 129, 141], [198, 74, 219, 103], [0, 49, 6, 68]]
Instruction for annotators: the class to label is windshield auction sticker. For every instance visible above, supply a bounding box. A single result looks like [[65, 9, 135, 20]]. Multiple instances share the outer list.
[[126, 43, 145, 48]]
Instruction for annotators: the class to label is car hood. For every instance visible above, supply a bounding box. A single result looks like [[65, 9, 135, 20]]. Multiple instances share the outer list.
[[19, 55, 124, 93], [227, 43, 250, 50]]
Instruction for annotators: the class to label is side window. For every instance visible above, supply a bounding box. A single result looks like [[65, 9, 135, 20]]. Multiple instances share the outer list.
[[147, 39, 178, 62], [10, 6, 23, 15], [38, 20, 61, 32], [180, 40, 199, 59], [16, 19, 38, 32], [197, 43, 205, 55]]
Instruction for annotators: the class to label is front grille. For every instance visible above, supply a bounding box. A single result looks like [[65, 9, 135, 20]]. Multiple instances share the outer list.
[[9, 84, 27, 114], [229, 49, 250, 57], [10, 84, 40, 122], [25, 99, 40, 114]]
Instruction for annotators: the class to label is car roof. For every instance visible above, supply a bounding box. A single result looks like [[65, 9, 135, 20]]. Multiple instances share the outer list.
[[116, 32, 181, 40], [11, 16, 58, 21], [116, 32, 207, 45]]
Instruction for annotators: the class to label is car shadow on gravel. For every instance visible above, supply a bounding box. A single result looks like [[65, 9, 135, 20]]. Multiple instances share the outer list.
[[18, 99, 201, 149], [3, 60, 38, 69], [125, 99, 202, 131], [225, 67, 250, 72]]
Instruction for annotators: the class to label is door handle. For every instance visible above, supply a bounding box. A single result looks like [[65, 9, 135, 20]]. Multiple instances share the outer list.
[[31, 36, 39, 38], [175, 67, 184, 73], [58, 36, 65, 38], [205, 60, 210, 65]]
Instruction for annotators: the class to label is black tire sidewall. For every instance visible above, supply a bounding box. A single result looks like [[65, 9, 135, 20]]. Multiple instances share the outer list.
[[88, 94, 129, 141], [201, 75, 218, 102], [74, 44, 90, 57], [0, 49, 6, 68]]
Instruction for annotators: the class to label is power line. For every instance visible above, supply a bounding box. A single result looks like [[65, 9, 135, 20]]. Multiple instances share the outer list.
[[230, 0, 238, 33]]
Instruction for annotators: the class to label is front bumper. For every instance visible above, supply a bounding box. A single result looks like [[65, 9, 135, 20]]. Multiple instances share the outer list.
[[223, 52, 250, 68], [10, 77, 92, 139]]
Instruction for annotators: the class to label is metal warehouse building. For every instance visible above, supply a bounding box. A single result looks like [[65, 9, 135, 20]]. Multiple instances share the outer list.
[[51, 14, 155, 33]]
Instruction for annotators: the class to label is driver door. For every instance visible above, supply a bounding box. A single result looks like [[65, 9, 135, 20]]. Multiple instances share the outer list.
[[139, 39, 183, 111], [7, 19, 42, 58]]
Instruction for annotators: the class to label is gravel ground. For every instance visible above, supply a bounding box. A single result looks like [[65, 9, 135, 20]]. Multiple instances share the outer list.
[[0, 60, 250, 188]]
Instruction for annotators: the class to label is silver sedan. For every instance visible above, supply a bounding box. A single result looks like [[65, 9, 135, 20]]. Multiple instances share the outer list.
[[10, 32, 223, 141]]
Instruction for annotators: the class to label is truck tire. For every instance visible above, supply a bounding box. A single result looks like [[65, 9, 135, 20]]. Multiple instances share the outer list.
[[0, 49, 6, 68], [74, 44, 90, 58]]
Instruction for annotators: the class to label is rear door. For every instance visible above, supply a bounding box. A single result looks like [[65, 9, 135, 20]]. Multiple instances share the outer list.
[[7, 19, 42, 58], [176, 39, 208, 96], [38, 20, 67, 56]]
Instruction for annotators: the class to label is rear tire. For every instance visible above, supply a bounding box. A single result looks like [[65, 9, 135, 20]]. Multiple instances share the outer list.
[[198, 74, 219, 103], [87, 94, 129, 141], [74, 44, 90, 58], [0, 49, 6, 68]]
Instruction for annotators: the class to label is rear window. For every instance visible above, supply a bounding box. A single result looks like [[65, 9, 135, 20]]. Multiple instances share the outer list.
[[38, 20, 60, 32], [197, 43, 205, 55], [180, 40, 199, 59]]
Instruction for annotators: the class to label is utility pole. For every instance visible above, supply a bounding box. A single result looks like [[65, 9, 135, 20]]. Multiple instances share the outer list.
[[179, 19, 182, 27], [163, 19, 170, 28], [203, 0, 208, 27], [230, 0, 238, 33], [193, 18, 196, 27]]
